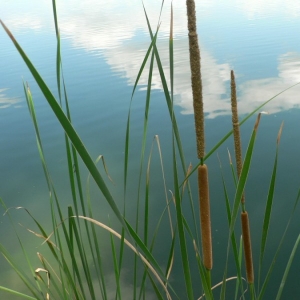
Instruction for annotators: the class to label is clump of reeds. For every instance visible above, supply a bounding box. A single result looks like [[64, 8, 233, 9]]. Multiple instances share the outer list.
[[186, 0, 212, 271], [230, 70, 254, 283]]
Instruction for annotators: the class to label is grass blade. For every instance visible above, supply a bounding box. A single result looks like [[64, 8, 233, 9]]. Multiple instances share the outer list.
[[258, 122, 283, 287], [257, 189, 300, 299], [183, 82, 300, 185], [124, 22, 160, 195], [275, 234, 300, 300], [0, 286, 37, 300], [0, 20, 126, 232], [110, 224, 122, 300], [218, 155, 245, 299], [229, 113, 263, 236], [221, 113, 263, 300]]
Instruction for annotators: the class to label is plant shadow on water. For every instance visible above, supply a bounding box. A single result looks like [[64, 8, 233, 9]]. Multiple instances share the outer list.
[[1, 0, 300, 299]]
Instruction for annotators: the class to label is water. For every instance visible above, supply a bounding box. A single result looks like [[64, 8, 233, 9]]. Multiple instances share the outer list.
[[1, 0, 300, 299]]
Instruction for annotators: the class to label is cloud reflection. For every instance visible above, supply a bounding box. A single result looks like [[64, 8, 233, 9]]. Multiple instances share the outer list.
[[54, 1, 300, 118], [57, 0, 189, 50], [238, 52, 300, 116], [81, 25, 300, 119], [2, 0, 300, 117], [236, 0, 300, 19], [4, 15, 43, 31], [1, 1, 52, 32], [0, 89, 22, 109]]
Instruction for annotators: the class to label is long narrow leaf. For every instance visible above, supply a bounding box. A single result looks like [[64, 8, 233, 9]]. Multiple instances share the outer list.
[[218, 155, 244, 299], [183, 82, 300, 185], [0, 286, 37, 300], [257, 189, 300, 299], [229, 113, 262, 236], [275, 234, 300, 300], [0, 20, 126, 232], [258, 122, 283, 287]]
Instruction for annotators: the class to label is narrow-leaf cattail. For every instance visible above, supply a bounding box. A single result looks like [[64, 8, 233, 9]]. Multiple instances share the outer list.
[[241, 211, 254, 283], [198, 164, 212, 269]]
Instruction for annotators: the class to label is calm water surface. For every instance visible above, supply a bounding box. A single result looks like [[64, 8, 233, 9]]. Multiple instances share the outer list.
[[1, 0, 300, 299]]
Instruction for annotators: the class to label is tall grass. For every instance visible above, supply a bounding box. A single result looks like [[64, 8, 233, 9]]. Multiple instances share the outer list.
[[1, 1, 300, 299]]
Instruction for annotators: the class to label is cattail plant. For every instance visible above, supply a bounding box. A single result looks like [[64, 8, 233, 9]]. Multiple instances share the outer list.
[[230, 70, 254, 283], [186, 0, 212, 271]]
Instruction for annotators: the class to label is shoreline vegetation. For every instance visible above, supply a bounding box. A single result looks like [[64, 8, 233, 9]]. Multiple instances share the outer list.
[[1, 0, 300, 299]]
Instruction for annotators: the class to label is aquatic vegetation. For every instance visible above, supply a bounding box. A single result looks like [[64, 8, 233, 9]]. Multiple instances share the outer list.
[[1, 1, 300, 299]]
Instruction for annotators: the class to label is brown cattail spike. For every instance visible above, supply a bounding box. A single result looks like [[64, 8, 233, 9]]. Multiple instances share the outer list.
[[230, 70, 242, 177], [198, 164, 212, 269], [230, 70, 245, 204], [186, 0, 205, 158], [241, 211, 254, 283]]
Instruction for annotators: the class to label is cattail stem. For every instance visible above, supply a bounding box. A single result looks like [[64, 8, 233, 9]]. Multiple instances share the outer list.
[[186, 0, 205, 159], [241, 211, 254, 283], [198, 164, 212, 270]]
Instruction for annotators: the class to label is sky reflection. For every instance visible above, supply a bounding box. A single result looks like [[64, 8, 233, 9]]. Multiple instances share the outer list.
[[0, 89, 21, 109], [1, 0, 300, 117]]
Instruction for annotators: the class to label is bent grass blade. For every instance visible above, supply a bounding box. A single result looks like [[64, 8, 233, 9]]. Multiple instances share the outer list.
[[75, 216, 173, 300]]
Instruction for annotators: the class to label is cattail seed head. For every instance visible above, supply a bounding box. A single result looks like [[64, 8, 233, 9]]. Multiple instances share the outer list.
[[198, 164, 212, 270], [230, 70, 245, 203], [186, 0, 205, 158]]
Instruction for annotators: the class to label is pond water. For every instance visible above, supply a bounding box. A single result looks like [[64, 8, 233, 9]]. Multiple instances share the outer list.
[[1, 0, 300, 299]]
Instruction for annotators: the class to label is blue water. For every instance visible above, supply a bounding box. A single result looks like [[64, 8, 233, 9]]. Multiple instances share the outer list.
[[1, 0, 300, 299]]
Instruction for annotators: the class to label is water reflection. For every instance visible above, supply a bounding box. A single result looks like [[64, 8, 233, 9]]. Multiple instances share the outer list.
[[4, 15, 43, 31], [239, 52, 300, 116], [56, 0, 300, 118], [235, 0, 300, 19], [0, 89, 21, 108], [1, 1, 300, 298], [1, 0, 300, 118], [2, 0, 52, 32]]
